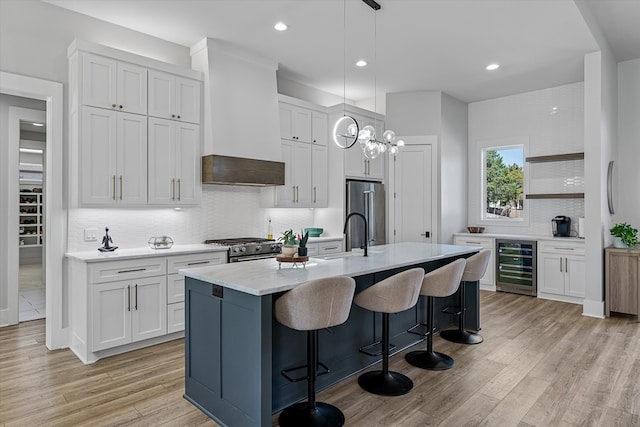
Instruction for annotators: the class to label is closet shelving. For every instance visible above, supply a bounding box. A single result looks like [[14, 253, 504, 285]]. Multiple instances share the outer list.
[[19, 190, 43, 248]]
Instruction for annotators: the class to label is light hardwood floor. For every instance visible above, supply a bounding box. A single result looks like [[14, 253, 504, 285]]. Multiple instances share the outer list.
[[1, 291, 639, 426]]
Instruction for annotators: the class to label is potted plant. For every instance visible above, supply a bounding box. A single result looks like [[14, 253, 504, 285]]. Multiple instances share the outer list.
[[297, 231, 309, 257], [610, 222, 639, 248], [278, 229, 298, 257]]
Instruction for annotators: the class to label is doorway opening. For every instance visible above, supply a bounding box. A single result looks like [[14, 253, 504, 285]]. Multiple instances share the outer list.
[[18, 119, 47, 322]]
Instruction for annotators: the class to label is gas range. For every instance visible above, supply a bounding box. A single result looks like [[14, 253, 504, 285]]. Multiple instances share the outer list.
[[204, 237, 282, 262]]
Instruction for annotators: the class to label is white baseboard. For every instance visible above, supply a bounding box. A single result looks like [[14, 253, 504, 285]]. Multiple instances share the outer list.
[[582, 299, 605, 318]]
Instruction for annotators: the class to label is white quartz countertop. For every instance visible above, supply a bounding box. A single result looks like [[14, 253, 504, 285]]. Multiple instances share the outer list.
[[65, 244, 228, 262], [180, 242, 480, 296], [453, 232, 585, 242]]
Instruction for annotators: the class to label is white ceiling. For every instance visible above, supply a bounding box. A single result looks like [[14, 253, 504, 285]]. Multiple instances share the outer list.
[[43, 0, 640, 104]]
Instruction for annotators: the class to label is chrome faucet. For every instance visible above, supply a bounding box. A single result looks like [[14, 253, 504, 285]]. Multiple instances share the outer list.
[[344, 212, 368, 256]]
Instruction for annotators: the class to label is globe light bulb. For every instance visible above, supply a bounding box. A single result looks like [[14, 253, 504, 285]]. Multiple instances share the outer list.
[[379, 142, 388, 153], [362, 125, 376, 140], [347, 123, 358, 136], [358, 128, 371, 141], [363, 141, 381, 159], [396, 139, 405, 147], [382, 130, 396, 143], [389, 146, 399, 155]]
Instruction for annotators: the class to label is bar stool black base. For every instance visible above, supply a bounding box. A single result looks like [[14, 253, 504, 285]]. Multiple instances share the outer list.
[[357, 370, 414, 396], [405, 350, 454, 371], [279, 402, 345, 427], [440, 329, 484, 345]]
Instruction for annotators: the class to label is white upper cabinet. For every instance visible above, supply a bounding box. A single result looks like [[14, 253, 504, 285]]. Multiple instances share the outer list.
[[148, 70, 201, 124], [148, 118, 201, 206], [344, 114, 384, 180], [82, 52, 147, 115], [80, 107, 147, 206], [312, 145, 328, 207], [279, 103, 312, 143], [311, 111, 328, 146]]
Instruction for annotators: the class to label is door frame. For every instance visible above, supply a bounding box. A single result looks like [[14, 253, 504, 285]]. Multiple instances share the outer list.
[[1, 71, 66, 350], [388, 135, 439, 244]]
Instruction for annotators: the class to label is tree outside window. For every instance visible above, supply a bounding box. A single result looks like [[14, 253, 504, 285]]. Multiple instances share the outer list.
[[484, 146, 524, 220]]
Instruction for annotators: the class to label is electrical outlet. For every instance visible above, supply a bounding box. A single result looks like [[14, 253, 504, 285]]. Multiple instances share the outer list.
[[84, 228, 98, 241]]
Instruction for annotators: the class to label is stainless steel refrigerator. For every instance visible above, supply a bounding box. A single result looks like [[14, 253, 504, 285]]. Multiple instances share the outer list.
[[345, 180, 386, 250]]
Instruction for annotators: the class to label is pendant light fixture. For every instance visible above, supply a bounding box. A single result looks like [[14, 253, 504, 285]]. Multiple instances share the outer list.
[[332, 0, 403, 158]]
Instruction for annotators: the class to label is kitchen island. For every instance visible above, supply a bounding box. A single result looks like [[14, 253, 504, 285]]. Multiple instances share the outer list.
[[180, 242, 481, 427]]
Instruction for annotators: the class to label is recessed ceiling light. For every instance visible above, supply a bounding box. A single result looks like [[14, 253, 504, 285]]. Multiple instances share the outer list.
[[356, 60, 367, 67], [485, 63, 500, 71], [274, 22, 287, 31], [32, 122, 44, 127]]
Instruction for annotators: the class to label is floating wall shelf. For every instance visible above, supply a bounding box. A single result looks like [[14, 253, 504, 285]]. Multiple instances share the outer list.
[[525, 193, 584, 199], [525, 152, 584, 163]]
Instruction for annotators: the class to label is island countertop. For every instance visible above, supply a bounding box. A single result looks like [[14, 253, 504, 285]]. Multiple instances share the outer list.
[[180, 242, 480, 296]]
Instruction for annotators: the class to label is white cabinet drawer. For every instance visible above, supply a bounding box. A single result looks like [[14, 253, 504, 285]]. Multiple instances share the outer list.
[[318, 241, 343, 254], [167, 273, 185, 304], [538, 240, 585, 255], [167, 302, 185, 333], [167, 252, 226, 274], [89, 258, 166, 284], [306, 244, 319, 256], [453, 236, 493, 248]]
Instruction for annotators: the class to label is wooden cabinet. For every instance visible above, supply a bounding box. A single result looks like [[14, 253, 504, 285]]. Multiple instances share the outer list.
[[453, 235, 495, 289], [537, 240, 585, 302], [148, 118, 200, 205], [606, 247, 640, 316], [148, 70, 201, 124], [80, 107, 147, 206], [82, 52, 147, 115]]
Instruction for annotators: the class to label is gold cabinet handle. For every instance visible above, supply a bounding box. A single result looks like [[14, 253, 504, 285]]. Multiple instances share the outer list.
[[119, 176, 123, 200], [171, 179, 175, 200]]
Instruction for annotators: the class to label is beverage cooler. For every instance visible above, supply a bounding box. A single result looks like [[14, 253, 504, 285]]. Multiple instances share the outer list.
[[496, 239, 537, 296]]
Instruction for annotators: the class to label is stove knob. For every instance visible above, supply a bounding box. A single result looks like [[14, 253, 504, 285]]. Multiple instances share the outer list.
[[240, 246, 247, 252], [232, 247, 240, 253], [255, 245, 262, 252], [271, 244, 278, 250]]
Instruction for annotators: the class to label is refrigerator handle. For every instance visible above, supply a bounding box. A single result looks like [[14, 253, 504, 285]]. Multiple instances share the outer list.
[[364, 190, 375, 244]]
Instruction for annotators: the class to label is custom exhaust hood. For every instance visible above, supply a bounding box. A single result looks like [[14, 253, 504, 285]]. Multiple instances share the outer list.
[[191, 38, 284, 186]]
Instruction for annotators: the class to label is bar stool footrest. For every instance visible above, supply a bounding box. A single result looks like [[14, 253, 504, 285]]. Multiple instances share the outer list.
[[407, 323, 432, 337], [359, 341, 396, 357], [281, 362, 330, 382], [442, 306, 462, 315]]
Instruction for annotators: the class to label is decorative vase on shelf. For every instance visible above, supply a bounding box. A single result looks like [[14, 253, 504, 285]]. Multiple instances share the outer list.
[[282, 245, 298, 257]]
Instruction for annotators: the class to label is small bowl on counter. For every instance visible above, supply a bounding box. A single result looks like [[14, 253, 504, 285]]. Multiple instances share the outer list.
[[467, 226, 485, 234], [304, 227, 324, 237]]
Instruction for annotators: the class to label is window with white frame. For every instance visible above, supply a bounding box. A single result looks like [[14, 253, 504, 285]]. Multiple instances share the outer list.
[[482, 145, 525, 221]]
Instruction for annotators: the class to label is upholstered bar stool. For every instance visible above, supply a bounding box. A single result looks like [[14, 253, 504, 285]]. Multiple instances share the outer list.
[[441, 249, 491, 345], [354, 268, 424, 396], [275, 276, 356, 427], [406, 259, 466, 371]]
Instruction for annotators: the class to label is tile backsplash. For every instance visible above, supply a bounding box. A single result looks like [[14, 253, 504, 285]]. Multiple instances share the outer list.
[[67, 186, 315, 252]]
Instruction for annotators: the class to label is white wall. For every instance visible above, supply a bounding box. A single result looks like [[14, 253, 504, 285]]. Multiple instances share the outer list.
[[617, 59, 640, 228], [440, 93, 468, 243], [386, 91, 442, 135], [468, 82, 585, 236]]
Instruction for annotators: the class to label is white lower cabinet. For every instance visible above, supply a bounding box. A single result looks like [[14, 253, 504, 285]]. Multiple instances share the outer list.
[[69, 250, 226, 363], [453, 235, 495, 289], [91, 276, 167, 351], [537, 240, 585, 302], [306, 239, 344, 257]]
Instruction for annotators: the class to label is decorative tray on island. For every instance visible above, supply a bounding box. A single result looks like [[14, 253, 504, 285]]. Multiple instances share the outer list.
[[276, 254, 309, 268]]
